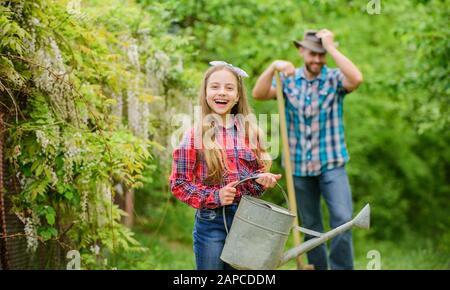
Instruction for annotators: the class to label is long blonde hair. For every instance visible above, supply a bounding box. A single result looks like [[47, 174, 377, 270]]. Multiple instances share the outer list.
[[195, 65, 271, 183]]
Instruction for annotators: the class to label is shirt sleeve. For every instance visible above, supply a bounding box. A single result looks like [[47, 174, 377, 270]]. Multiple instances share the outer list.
[[271, 76, 277, 89], [169, 129, 221, 209], [333, 68, 349, 97]]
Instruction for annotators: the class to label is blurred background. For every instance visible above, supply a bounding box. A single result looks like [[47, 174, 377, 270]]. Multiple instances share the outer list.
[[0, 0, 448, 269]]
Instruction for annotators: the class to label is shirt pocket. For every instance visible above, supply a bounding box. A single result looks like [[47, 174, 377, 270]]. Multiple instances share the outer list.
[[237, 149, 259, 175], [284, 87, 301, 110], [319, 87, 336, 111]]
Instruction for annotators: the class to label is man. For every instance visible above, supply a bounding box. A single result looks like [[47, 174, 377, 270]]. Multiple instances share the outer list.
[[252, 29, 363, 270]]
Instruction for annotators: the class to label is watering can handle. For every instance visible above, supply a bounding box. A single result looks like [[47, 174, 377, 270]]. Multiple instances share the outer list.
[[231, 174, 263, 188], [223, 174, 291, 234]]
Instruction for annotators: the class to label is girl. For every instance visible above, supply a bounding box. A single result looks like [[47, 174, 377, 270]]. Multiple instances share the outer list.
[[170, 61, 281, 270]]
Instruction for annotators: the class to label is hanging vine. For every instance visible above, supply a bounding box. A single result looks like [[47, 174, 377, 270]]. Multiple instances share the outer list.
[[0, 0, 195, 269]]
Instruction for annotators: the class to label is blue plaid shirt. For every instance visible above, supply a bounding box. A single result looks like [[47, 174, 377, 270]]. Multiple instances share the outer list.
[[272, 65, 350, 176]]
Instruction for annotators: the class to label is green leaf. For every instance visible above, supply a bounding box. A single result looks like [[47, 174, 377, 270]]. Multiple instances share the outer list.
[[31, 160, 40, 172], [57, 183, 65, 194], [64, 190, 73, 200], [49, 227, 58, 237], [40, 231, 51, 241], [38, 225, 57, 241], [44, 167, 52, 180], [35, 164, 44, 176], [56, 155, 64, 170], [22, 166, 32, 177], [45, 212, 55, 225], [38, 227, 52, 241]]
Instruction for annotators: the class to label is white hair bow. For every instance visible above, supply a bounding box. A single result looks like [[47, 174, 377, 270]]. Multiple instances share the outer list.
[[209, 61, 249, 78]]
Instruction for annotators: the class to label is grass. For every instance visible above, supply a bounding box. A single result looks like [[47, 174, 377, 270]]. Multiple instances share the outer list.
[[353, 235, 450, 270], [115, 229, 450, 270], [115, 231, 195, 270], [115, 202, 450, 270]]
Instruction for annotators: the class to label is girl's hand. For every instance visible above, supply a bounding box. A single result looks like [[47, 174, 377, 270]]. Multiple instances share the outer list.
[[255, 173, 282, 189], [219, 180, 239, 206]]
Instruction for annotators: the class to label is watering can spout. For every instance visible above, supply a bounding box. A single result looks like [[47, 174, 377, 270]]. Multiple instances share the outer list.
[[353, 204, 370, 229], [279, 204, 370, 267]]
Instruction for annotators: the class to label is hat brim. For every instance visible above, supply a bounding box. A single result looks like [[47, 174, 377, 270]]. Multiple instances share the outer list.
[[293, 40, 327, 53]]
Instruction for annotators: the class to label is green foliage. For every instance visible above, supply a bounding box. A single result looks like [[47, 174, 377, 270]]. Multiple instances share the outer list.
[[395, 0, 449, 134], [1, 0, 194, 269], [2, 0, 448, 269], [149, 0, 450, 247]]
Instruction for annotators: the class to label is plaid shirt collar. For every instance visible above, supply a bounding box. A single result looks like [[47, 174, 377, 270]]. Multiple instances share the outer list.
[[296, 65, 328, 82], [212, 115, 241, 132]]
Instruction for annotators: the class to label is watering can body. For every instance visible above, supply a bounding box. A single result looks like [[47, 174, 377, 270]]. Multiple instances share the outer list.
[[220, 195, 296, 270], [220, 195, 371, 270]]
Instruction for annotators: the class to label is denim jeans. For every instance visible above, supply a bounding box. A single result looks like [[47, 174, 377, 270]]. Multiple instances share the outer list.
[[293, 166, 354, 270], [193, 204, 238, 270]]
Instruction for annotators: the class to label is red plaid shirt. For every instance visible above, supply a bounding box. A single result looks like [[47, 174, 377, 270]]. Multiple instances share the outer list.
[[170, 123, 266, 209]]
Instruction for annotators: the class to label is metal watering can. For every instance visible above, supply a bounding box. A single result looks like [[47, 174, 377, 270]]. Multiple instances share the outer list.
[[220, 175, 370, 270]]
